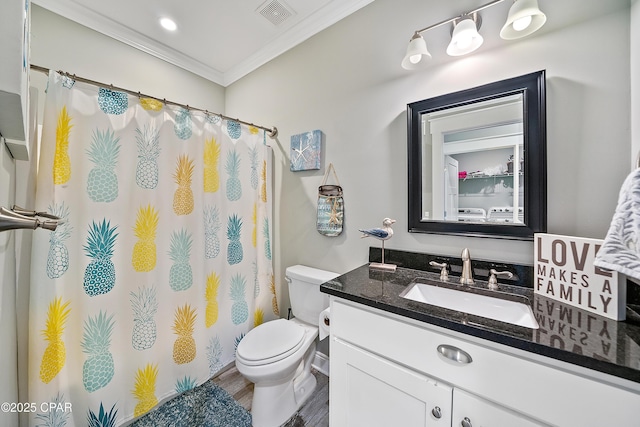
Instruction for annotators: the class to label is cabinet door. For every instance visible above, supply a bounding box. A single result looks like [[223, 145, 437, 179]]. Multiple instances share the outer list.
[[330, 338, 452, 427], [452, 389, 547, 427]]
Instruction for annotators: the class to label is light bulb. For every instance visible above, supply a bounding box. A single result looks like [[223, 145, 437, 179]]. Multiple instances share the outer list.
[[410, 54, 422, 64], [456, 34, 473, 50], [447, 17, 483, 56], [512, 15, 532, 32]]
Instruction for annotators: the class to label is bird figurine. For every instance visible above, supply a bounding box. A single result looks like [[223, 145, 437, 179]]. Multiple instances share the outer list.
[[359, 218, 396, 240], [359, 218, 397, 271]]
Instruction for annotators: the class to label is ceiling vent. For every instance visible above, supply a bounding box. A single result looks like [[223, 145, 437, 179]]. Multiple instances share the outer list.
[[257, 0, 295, 26]]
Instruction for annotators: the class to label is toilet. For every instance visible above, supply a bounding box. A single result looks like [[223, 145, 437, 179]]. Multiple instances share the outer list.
[[235, 265, 338, 427]]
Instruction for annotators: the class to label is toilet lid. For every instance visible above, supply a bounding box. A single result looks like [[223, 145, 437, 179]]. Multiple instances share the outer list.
[[237, 319, 306, 365]]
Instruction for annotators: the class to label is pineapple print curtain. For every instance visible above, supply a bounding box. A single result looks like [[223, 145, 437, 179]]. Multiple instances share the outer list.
[[29, 71, 276, 426]]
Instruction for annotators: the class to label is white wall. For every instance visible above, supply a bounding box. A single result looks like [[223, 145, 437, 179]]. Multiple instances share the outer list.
[[225, 0, 632, 311]]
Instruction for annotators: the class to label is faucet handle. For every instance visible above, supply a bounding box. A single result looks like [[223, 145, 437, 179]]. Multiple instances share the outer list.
[[488, 269, 514, 290], [429, 261, 449, 281]]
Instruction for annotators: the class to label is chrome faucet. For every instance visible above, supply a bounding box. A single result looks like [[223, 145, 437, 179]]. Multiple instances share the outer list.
[[460, 248, 474, 285]]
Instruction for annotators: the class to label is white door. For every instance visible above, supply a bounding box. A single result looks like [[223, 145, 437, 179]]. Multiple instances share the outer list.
[[453, 389, 547, 427], [444, 155, 459, 221], [0, 141, 19, 427], [330, 338, 453, 427]]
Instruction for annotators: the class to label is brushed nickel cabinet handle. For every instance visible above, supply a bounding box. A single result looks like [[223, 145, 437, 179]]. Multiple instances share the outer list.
[[437, 344, 473, 364]]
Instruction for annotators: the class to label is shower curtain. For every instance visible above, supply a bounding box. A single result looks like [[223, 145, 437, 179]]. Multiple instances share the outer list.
[[28, 71, 277, 426]]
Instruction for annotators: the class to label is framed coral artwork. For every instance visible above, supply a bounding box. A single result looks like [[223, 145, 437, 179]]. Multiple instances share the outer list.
[[290, 130, 322, 171]]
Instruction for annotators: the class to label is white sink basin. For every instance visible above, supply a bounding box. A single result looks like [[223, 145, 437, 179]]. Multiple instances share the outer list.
[[400, 280, 539, 329]]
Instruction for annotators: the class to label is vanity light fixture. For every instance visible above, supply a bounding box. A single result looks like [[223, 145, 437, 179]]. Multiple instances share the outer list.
[[401, 0, 547, 69]]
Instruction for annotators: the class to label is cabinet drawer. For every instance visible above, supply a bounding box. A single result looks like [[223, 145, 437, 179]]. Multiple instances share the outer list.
[[331, 298, 640, 427]]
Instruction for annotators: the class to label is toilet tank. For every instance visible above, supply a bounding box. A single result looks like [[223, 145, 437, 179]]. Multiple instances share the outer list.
[[285, 265, 339, 325]]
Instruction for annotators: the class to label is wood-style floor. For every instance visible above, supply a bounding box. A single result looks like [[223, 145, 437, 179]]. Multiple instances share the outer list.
[[213, 365, 329, 427]]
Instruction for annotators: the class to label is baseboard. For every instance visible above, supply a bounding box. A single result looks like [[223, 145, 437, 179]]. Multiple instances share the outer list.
[[311, 351, 330, 377], [214, 361, 236, 377]]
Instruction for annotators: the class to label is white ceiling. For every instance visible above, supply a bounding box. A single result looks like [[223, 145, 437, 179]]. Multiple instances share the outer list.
[[32, 0, 375, 87]]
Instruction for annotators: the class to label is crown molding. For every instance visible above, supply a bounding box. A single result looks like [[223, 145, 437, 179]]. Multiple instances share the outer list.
[[32, 0, 226, 85], [32, 0, 373, 87], [223, 0, 375, 86]]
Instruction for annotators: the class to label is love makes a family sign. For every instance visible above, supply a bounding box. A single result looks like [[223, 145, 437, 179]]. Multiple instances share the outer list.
[[534, 233, 626, 321]]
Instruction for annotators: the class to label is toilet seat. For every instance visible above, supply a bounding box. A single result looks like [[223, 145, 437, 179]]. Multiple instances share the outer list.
[[237, 319, 306, 366]]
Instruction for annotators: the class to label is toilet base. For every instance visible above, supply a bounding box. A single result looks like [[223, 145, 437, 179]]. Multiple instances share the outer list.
[[249, 343, 318, 427], [250, 368, 317, 427], [293, 368, 317, 408]]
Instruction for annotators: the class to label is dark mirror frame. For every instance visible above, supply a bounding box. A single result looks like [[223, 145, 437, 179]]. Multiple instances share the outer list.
[[407, 70, 547, 240]]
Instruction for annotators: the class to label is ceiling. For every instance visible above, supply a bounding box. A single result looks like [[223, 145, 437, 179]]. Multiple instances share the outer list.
[[31, 0, 375, 87]]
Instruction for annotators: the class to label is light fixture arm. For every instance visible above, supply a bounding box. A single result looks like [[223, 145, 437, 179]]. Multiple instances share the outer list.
[[412, 0, 507, 37]]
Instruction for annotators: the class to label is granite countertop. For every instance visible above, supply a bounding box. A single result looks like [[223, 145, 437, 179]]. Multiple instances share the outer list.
[[320, 263, 640, 385]]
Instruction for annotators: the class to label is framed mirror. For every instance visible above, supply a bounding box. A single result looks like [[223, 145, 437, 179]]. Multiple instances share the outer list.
[[408, 70, 546, 240]]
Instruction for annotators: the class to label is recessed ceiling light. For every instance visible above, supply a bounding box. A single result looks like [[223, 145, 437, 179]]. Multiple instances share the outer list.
[[160, 17, 177, 31]]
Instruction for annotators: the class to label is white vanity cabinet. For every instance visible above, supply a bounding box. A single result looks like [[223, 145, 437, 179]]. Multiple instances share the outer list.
[[331, 338, 453, 426], [329, 297, 640, 427]]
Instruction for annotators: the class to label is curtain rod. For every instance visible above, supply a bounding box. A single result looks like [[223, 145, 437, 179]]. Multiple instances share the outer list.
[[30, 64, 278, 138]]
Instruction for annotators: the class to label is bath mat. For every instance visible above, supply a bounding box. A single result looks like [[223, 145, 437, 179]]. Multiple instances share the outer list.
[[131, 380, 251, 427]]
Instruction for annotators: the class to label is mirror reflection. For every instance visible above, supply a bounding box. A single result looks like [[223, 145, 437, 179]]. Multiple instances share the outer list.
[[422, 94, 524, 224], [407, 71, 546, 240]]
